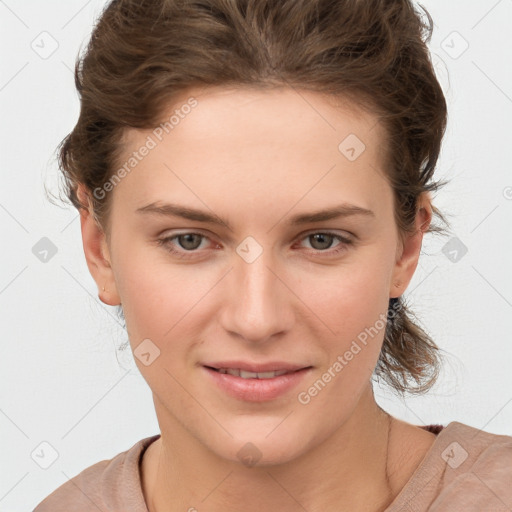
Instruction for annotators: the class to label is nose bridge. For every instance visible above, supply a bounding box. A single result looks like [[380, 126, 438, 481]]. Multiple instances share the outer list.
[[223, 240, 292, 342]]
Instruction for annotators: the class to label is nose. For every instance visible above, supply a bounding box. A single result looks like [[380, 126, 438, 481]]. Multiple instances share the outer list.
[[219, 248, 295, 344]]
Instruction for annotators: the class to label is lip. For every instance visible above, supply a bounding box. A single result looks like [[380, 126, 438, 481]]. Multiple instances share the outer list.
[[202, 362, 313, 402], [202, 360, 309, 373]]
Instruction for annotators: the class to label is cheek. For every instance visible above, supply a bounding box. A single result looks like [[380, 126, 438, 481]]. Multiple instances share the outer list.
[[291, 260, 391, 398], [110, 245, 185, 350], [295, 269, 389, 412], [294, 260, 391, 342], [112, 233, 197, 321], [113, 254, 218, 386]]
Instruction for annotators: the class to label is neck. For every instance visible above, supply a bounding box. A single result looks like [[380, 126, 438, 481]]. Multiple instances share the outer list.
[[142, 385, 415, 512]]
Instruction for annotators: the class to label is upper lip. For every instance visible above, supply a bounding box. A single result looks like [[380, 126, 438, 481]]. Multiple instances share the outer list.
[[203, 361, 311, 373]]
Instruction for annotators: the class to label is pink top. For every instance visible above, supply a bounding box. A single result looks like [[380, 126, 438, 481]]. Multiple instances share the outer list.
[[33, 422, 512, 511]]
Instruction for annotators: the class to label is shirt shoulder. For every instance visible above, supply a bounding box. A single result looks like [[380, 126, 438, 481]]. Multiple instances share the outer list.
[[33, 434, 160, 512], [387, 422, 512, 512]]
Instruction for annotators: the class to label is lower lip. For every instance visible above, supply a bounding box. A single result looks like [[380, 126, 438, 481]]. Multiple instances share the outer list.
[[203, 366, 312, 402]]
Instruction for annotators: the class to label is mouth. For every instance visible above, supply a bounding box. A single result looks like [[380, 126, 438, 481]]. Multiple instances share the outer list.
[[202, 362, 313, 401], [204, 366, 309, 379]]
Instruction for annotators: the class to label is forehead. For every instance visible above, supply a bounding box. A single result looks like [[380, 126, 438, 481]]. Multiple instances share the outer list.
[[113, 86, 391, 219], [123, 85, 385, 150]]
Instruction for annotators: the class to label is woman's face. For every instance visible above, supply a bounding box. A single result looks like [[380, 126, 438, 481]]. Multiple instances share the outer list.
[[84, 86, 425, 465]]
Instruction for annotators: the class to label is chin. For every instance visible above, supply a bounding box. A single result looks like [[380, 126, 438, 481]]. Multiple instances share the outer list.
[[211, 424, 314, 468]]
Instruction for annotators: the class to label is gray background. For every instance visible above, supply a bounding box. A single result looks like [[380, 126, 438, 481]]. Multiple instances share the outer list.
[[1, 0, 511, 510]]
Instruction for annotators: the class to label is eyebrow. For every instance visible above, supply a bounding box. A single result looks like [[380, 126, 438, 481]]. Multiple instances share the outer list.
[[136, 201, 375, 230]]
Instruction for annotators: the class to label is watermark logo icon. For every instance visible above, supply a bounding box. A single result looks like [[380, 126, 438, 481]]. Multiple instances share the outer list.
[[441, 31, 469, 60], [31, 441, 59, 469], [32, 237, 58, 263], [236, 236, 263, 263], [442, 236, 468, 263], [237, 442, 262, 467], [441, 441, 468, 469], [31, 31, 59, 59], [338, 133, 366, 162], [133, 338, 161, 366]]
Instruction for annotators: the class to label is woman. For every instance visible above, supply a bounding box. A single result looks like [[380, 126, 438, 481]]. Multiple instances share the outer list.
[[34, 0, 512, 510]]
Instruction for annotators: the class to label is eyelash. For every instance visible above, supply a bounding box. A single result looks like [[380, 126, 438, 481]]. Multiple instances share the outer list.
[[156, 231, 354, 259]]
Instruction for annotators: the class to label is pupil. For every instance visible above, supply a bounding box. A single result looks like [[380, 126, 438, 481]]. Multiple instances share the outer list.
[[312, 233, 332, 250], [180, 234, 201, 250]]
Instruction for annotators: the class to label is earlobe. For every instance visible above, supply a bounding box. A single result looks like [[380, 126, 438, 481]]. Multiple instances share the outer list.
[[389, 194, 432, 299], [77, 185, 121, 306]]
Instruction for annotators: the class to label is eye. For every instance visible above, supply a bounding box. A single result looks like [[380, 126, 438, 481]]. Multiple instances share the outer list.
[[170, 233, 205, 250], [156, 230, 354, 259], [297, 231, 353, 255], [157, 232, 211, 258]]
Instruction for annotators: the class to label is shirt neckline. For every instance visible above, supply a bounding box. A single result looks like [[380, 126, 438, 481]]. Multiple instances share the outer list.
[[132, 424, 456, 512], [384, 421, 461, 511]]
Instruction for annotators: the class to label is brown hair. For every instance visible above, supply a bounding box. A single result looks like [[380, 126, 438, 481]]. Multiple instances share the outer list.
[[51, 0, 452, 395]]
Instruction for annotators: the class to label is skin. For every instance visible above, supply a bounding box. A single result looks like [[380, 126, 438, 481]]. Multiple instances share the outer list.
[[78, 86, 436, 512]]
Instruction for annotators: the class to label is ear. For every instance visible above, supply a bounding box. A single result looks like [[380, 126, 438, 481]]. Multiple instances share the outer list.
[[389, 193, 432, 299], [77, 184, 121, 306]]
